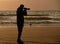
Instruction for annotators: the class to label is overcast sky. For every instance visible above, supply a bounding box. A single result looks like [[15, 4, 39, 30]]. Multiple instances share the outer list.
[[0, 0, 60, 11]]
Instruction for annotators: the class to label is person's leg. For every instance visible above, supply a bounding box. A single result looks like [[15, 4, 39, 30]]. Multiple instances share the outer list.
[[17, 25, 24, 44], [17, 26, 23, 40]]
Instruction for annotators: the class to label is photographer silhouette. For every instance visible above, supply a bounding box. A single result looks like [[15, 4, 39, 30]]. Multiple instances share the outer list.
[[17, 4, 30, 44]]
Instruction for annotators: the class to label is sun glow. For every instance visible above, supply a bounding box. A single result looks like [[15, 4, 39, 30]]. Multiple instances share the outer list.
[[0, 0, 60, 11]]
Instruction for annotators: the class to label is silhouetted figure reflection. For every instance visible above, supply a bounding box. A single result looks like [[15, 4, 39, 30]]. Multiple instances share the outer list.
[[17, 4, 30, 44]]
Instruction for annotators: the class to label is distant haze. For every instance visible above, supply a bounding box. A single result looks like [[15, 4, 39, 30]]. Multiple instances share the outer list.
[[0, 0, 60, 11]]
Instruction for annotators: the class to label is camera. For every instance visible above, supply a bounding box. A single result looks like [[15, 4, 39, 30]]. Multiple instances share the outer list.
[[24, 8, 30, 10]]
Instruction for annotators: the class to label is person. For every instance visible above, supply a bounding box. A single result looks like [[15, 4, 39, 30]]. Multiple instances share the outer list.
[[17, 4, 29, 44]]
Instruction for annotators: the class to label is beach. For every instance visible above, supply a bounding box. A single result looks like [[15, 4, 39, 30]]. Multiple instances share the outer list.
[[0, 25, 60, 44]]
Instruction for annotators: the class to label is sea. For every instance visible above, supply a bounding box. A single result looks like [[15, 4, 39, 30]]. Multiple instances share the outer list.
[[0, 10, 60, 26]]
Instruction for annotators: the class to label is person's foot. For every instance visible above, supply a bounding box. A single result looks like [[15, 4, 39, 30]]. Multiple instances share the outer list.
[[17, 39, 24, 44]]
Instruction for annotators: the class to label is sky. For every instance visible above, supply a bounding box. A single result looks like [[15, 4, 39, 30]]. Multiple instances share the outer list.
[[0, 0, 60, 11]]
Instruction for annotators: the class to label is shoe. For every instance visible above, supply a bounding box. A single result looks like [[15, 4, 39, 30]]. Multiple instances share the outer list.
[[17, 39, 24, 44]]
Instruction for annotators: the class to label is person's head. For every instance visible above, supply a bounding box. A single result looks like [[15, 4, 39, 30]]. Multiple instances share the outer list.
[[20, 4, 24, 9]]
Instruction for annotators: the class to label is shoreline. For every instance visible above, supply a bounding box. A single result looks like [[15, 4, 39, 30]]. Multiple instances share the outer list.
[[0, 25, 60, 44]]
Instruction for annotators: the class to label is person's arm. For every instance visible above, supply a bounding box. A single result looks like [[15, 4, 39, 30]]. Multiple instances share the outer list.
[[23, 9, 27, 16]]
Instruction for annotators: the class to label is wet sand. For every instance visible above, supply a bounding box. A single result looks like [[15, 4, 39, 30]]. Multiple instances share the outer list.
[[0, 25, 60, 44]]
